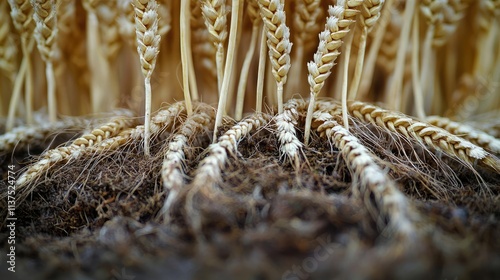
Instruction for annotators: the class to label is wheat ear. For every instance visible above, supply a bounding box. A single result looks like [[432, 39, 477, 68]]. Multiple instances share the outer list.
[[287, 0, 322, 95], [314, 110, 416, 239], [16, 112, 136, 188], [276, 99, 306, 168], [193, 112, 271, 191], [258, 0, 292, 114], [348, 101, 500, 173], [159, 106, 215, 223], [7, 0, 34, 129], [132, 0, 161, 156], [201, 0, 228, 93], [304, 2, 355, 145], [234, 0, 261, 120], [31, 0, 58, 123], [427, 116, 500, 155], [0, 116, 89, 154], [348, 0, 385, 101], [85, 102, 187, 154]]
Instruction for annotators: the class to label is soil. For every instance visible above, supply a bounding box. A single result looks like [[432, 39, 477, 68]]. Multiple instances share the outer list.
[[1, 116, 500, 280]]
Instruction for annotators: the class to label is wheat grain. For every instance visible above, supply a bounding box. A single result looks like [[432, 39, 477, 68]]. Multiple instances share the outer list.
[[427, 115, 500, 155], [16, 112, 136, 187], [276, 99, 304, 168], [348, 101, 500, 172], [133, 0, 161, 156], [304, 2, 355, 145], [201, 0, 228, 93], [0, 116, 88, 154], [159, 106, 215, 222], [314, 110, 417, 239], [258, 0, 292, 114], [193, 112, 271, 189]]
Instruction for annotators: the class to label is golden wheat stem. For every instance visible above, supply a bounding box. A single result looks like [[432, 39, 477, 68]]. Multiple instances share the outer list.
[[180, 0, 193, 116], [411, 10, 425, 119], [256, 26, 267, 114], [6, 58, 27, 131], [235, 24, 259, 120], [341, 31, 353, 130], [213, 0, 241, 142], [387, 0, 415, 111], [357, 0, 393, 99], [348, 0, 385, 101]]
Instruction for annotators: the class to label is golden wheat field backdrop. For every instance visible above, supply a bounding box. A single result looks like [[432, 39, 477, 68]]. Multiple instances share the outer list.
[[1, 0, 500, 279]]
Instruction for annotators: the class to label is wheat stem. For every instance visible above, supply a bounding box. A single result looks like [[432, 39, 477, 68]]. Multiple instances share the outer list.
[[235, 24, 259, 120], [256, 26, 267, 114], [387, 0, 415, 111], [213, 0, 241, 142], [411, 10, 425, 119]]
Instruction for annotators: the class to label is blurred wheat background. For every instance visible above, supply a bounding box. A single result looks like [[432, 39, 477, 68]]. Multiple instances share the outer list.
[[1, 0, 500, 278]]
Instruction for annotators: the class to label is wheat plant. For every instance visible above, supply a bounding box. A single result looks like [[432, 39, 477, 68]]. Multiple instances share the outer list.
[[1, 0, 500, 278]]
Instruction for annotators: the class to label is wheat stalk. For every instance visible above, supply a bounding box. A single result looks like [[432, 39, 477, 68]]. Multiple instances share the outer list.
[[314, 110, 417, 239], [159, 105, 215, 222], [257, 0, 292, 114], [348, 0, 385, 101], [132, 0, 161, 156], [384, 0, 415, 112], [348, 101, 500, 173], [234, 0, 261, 120], [7, 0, 35, 129], [304, 2, 356, 145], [213, 0, 241, 141]]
